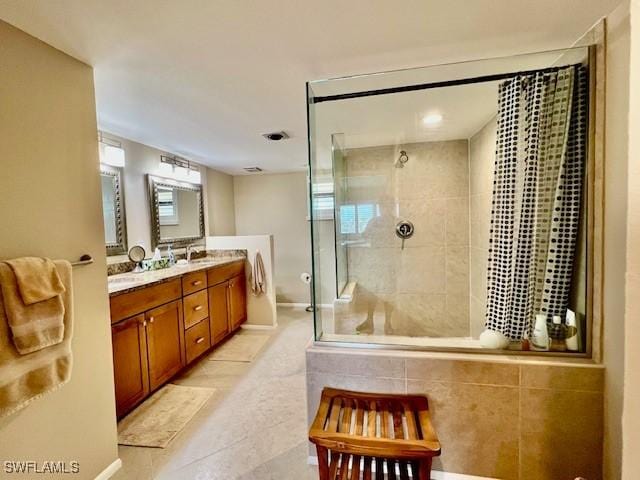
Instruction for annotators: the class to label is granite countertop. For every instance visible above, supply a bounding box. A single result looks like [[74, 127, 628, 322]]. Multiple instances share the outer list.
[[108, 255, 246, 297]]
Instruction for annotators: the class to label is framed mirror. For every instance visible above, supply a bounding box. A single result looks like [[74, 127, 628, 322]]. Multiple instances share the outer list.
[[101, 165, 128, 255], [148, 175, 205, 249]]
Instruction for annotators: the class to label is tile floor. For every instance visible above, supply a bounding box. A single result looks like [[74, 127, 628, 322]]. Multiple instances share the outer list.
[[113, 307, 318, 480]]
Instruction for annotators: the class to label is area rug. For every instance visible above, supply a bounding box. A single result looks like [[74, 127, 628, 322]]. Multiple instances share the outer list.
[[208, 334, 270, 362], [118, 384, 216, 448]]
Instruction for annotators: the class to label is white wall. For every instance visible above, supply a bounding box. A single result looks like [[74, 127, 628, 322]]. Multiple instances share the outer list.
[[0, 20, 119, 479], [233, 172, 312, 303], [603, 2, 631, 478]]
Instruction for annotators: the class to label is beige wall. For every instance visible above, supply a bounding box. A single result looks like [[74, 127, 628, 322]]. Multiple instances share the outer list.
[[233, 172, 311, 303], [623, 0, 640, 477], [468, 118, 497, 338], [341, 141, 470, 337], [206, 168, 236, 236], [603, 2, 630, 479], [0, 20, 119, 479]]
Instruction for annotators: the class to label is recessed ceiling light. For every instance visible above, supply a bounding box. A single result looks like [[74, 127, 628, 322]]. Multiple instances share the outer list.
[[422, 113, 443, 126]]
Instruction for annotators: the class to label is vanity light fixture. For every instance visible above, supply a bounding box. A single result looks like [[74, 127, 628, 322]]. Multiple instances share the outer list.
[[422, 113, 443, 126], [160, 154, 201, 183], [98, 131, 126, 167]]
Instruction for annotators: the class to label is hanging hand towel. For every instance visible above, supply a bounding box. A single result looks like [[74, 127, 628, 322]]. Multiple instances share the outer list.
[[0, 260, 73, 418], [5, 257, 66, 305], [0, 259, 67, 354], [251, 251, 266, 296]]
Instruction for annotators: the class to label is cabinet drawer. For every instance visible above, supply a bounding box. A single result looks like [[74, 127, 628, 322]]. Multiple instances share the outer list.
[[182, 271, 207, 296], [110, 279, 182, 324], [207, 260, 245, 286], [183, 289, 209, 329], [185, 319, 210, 364]]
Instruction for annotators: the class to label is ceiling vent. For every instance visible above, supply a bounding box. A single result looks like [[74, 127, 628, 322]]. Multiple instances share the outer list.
[[243, 166, 263, 173], [262, 131, 289, 141]]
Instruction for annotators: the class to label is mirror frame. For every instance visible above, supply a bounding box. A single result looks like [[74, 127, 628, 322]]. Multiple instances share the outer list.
[[147, 174, 205, 249], [101, 165, 128, 256]]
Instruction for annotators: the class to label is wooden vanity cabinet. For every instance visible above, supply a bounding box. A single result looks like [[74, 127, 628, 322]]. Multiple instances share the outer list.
[[111, 314, 149, 418], [145, 300, 186, 391], [229, 274, 247, 331], [209, 282, 230, 344], [110, 260, 247, 418], [208, 271, 247, 346]]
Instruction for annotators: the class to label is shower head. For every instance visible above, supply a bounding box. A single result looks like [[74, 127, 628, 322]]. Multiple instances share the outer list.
[[395, 150, 409, 168]]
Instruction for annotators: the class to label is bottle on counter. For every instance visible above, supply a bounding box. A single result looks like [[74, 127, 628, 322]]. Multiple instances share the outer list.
[[548, 315, 568, 352], [565, 309, 580, 352], [531, 313, 550, 351]]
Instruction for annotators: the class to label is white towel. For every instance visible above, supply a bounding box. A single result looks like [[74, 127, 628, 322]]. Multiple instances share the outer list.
[[251, 251, 266, 296]]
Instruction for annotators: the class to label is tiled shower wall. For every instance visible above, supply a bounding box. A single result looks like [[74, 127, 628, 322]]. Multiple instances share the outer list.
[[469, 118, 498, 337], [342, 140, 470, 337]]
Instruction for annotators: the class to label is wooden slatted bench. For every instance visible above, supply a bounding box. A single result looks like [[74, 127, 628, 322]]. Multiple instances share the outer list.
[[309, 387, 441, 480]]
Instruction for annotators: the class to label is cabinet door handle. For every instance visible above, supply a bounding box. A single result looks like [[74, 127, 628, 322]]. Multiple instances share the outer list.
[[192, 280, 203, 286], [195, 337, 205, 344], [142, 320, 147, 327], [194, 305, 203, 312], [149, 317, 154, 324]]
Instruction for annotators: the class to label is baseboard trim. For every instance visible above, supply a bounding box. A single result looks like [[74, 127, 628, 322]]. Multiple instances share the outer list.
[[94, 458, 122, 480], [241, 323, 277, 330], [306, 456, 496, 479]]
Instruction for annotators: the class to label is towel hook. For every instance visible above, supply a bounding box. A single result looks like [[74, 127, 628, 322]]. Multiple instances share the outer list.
[[71, 254, 93, 267]]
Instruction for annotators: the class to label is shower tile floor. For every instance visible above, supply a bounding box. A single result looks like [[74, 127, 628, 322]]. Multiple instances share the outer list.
[[112, 307, 318, 480]]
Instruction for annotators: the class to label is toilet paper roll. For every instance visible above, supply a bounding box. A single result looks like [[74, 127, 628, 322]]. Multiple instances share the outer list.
[[300, 272, 311, 284]]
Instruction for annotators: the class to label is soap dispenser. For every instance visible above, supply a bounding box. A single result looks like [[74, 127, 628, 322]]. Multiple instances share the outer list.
[[549, 315, 567, 352], [531, 314, 550, 351]]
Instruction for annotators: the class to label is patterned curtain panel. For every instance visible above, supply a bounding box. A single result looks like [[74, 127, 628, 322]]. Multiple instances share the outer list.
[[484, 65, 588, 340]]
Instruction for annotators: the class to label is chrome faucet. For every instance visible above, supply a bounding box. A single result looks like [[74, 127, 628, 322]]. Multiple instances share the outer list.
[[186, 243, 201, 263]]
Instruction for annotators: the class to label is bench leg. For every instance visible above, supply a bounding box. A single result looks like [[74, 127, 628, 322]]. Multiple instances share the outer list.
[[418, 458, 432, 480], [316, 446, 330, 480]]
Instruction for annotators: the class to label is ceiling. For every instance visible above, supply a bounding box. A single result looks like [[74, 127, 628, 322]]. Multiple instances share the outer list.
[[0, 0, 620, 174], [315, 80, 501, 149]]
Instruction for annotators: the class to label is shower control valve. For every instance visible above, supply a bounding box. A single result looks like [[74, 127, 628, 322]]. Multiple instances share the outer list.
[[396, 220, 414, 250], [395, 220, 414, 239]]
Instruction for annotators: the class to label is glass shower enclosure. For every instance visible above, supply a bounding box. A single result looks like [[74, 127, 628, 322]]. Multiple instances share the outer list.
[[307, 46, 595, 355]]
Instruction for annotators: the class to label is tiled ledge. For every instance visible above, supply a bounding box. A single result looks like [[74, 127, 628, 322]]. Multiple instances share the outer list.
[[307, 340, 602, 369], [306, 346, 604, 479]]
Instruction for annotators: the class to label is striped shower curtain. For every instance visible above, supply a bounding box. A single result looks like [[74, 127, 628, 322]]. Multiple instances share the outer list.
[[484, 65, 588, 340]]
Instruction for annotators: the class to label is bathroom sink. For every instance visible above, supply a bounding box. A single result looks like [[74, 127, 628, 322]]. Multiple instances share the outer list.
[[109, 277, 137, 283], [188, 258, 218, 266], [108, 277, 140, 288]]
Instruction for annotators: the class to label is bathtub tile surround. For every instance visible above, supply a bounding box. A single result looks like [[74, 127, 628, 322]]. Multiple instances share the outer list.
[[519, 388, 604, 479], [407, 380, 520, 479], [306, 347, 604, 480]]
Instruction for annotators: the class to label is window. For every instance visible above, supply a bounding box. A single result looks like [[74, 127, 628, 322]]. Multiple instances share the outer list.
[[311, 182, 335, 220], [340, 203, 376, 234], [158, 187, 179, 225]]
